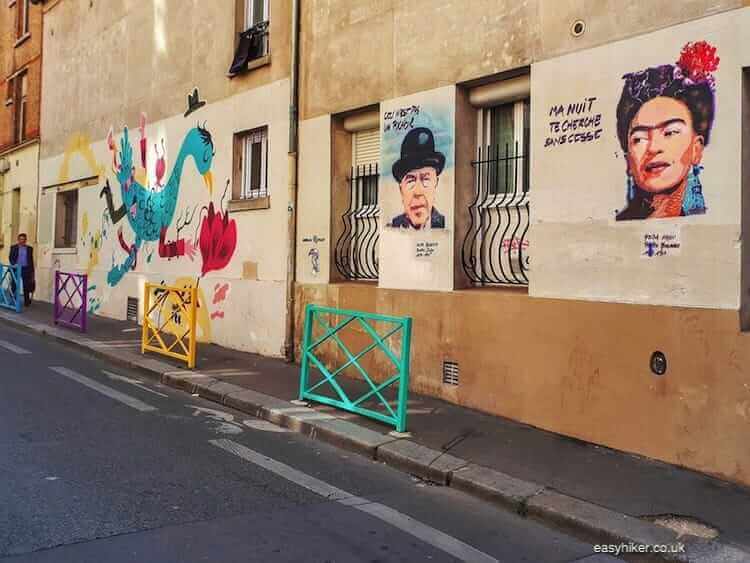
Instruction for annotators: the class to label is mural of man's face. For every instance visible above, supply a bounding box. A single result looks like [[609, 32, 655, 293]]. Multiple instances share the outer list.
[[399, 167, 438, 228], [627, 96, 704, 193]]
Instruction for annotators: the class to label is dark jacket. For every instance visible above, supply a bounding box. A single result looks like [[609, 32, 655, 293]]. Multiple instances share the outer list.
[[389, 207, 445, 229], [9, 244, 35, 274]]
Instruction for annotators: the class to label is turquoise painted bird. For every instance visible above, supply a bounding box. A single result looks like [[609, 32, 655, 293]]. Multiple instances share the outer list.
[[100, 125, 215, 286]]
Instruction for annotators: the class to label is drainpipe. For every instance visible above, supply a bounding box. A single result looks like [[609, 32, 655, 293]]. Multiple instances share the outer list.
[[284, 0, 301, 362]]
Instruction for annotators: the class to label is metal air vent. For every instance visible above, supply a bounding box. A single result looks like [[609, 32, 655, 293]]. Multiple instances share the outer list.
[[126, 297, 138, 322], [442, 361, 459, 386]]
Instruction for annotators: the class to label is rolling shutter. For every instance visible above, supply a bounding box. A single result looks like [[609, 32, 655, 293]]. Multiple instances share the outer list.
[[353, 128, 380, 168]]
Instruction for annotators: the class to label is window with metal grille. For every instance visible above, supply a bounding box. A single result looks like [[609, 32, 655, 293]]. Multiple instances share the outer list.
[[334, 128, 381, 281], [462, 98, 531, 286], [234, 127, 269, 200]]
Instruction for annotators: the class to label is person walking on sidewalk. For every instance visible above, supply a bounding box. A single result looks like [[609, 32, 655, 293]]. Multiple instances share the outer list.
[[9, 233, 35, 307]]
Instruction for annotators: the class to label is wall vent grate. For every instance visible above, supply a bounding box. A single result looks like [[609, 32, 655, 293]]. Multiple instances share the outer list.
[[126, 297, 138, 322], [443, 360, 459, 386]]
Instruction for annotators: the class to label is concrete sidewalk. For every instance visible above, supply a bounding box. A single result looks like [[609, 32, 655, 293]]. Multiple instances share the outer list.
[[2, 302, 749, 562]]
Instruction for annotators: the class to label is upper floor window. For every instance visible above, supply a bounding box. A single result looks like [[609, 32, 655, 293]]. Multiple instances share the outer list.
[[16, 0, 30, 40], [228, 0, 270, 76], [8, 71, 28, 144], [245, 0, 268, 30]]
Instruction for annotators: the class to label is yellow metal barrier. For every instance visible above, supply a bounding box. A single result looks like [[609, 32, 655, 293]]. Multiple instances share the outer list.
[[141, 283, 198, 368]]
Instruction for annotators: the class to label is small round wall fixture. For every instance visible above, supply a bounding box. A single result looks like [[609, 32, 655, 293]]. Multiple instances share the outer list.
[[571, 20, 586, 38], [650, 351, 667, 376]]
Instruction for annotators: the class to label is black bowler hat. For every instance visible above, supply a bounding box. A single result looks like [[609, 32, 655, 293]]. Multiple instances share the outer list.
[[392, 127, 446, 183]]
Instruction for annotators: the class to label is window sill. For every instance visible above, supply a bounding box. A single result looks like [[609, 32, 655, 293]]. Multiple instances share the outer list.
[[14, 33, 30, 48], [52, 247, 77, 255], [228, 196, 270, 212], [227, 54, 271, 78]]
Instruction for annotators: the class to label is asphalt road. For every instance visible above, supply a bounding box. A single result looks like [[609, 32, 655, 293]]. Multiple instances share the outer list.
[[0, 323, 617, 563]]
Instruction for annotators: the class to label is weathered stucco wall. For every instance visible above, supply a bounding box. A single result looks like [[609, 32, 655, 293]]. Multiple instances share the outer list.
[[294, 5, 750, 485], [297, 282, 750, 487], [299, 0, 743, 120], [40, 0, 291, 158], [531, 10, 746, 309], [0, 142, 39, 262], [37, 0, 293, 356], [37, 80, 291, 356], [37, 79, 291, 356]]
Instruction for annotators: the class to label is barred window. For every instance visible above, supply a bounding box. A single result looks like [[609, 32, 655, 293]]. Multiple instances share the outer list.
[[334, 128, 381, 281], [462, 98, 531, 286], [234, 127, 269, 200]]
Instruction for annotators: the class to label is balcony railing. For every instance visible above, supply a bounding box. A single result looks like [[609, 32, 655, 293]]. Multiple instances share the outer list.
[[334, 164, 380, 281], [461, 143, 530, 286]]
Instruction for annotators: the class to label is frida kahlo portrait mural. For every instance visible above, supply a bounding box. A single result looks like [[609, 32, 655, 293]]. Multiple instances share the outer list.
[[615, 41, 719, 221]]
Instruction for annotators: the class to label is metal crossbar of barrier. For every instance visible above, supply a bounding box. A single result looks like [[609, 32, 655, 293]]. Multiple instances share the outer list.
[[141, 283, 198, 368], [0, 263, 22, 313], [53, 271, 88, 332], [299, 304, 413, 432]]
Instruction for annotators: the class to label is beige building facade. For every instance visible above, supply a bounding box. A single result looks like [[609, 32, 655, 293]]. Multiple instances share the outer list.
[[36, 0, 295, 357], [294, 1, 750, 487], [32, 0, 750, 488]]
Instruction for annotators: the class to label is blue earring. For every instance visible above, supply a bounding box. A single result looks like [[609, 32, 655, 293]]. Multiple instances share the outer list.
[[626, 173, 636, 202]]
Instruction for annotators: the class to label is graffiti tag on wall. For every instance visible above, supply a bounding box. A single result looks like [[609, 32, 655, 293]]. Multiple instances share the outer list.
[[545, 97, 603, 148], [642, 229, 681, 258]]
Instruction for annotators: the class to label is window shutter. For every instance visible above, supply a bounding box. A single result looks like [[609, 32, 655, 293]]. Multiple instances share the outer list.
[[353, 129, 380, 168]]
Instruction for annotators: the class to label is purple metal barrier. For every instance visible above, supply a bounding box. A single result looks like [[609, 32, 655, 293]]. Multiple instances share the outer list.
[[54, 271, 88, 333]]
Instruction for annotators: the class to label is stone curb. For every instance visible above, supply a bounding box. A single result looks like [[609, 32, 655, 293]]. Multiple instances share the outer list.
[[0, 310, 746, 562]]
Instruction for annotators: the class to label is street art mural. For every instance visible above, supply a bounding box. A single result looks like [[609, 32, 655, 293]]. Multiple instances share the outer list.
[[615, 41, 719, 221], [378, 87, 456, 291], [57, 89, 240, 337], [381, 97, 454, 231], [100, 122, 216, 285]]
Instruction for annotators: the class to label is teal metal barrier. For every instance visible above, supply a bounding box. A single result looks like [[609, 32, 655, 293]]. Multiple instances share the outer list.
[[0, 263, 22, 313], [299, 304, 413, 432]]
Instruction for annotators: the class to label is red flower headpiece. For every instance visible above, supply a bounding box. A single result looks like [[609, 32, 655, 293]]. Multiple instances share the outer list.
[[676, 41, 719, 85]]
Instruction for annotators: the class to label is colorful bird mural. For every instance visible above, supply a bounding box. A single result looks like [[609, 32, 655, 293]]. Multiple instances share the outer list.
[[100, 125, 215, 286]]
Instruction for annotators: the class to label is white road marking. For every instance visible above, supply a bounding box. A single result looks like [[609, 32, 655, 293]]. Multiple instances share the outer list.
[[210, 438, 498, 563], [103, 370, 169, 398], [49, 367, 157, 412], [0, 340, 31, 354]]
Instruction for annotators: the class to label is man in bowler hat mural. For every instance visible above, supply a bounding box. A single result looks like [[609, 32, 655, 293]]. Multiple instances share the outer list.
[[389, 127, 446, 230]]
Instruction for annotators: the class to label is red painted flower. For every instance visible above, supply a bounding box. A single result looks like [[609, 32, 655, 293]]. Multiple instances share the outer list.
[[199, 202, 237, 276], [677, 41, 720, 83]]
